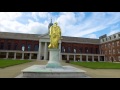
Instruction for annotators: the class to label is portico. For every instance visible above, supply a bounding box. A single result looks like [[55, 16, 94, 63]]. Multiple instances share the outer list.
[[37, 34, 62, 61]]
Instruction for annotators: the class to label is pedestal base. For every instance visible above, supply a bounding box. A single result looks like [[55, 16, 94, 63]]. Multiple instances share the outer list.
[[46, 49, 62, 68], [21, 65, 88, 78]]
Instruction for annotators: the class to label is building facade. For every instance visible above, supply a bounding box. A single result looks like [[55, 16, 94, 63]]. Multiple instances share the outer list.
[[100, 33, 120, 62], [0, 21, 120, 62], [0, 32, 105, 62]]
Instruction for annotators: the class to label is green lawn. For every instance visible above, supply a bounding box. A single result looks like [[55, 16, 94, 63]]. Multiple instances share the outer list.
[[0, 59, 32, 68], [70, 62, 120, 69]]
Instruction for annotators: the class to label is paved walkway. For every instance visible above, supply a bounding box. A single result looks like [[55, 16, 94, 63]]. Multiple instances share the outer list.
[[0, 60, 120, 78]]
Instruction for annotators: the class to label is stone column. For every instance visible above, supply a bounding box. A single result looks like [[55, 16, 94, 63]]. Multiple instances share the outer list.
[[80, 55, 82, 62], [6, 52, 9, 59], [29, 53, 32, 60], [92, 55, 94, 62], [44, 42, 47, 60], [98, 56, 100, 62], [67, 55, 69, 60], [86, 55, 88, 62], [14, 52, 16, 60], [37, 41, 41, 60], [74, 55, 76, 62], [59, 43, 61, 61], [22, 52, 24, 60]]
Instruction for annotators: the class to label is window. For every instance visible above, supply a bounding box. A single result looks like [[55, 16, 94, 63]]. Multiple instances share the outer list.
[[79, 48, 82, 53], [106, 38, 107, 41], [85, 47, 88, 53], [109, 37, 111, 40], [114, 35, 116, 38], [8, 43, 11, 50], [28, 44, 31, 51], [96, 48, 99, 54], [118, 56, 120, 61], [68, 47, 71, 53], [90, 48, 93, 53], [34, 45, 39, 51], [112, 42, 114, 47], [64, 49, 65, 52], [22, 44, 25, 51], [109, 50, 111, 54], [113, 49, 115, 54], [118, 34, 120, 37], [62, 46, 65, 52], [105, 44, 106, 48], [102, 45, 104, 48], [74, 49, 76, 53], [117, 41, 119, 46], [102, 39, 104, 42], [108, 43, 110, 48], [0, 43, 4, 50], [117, 49, 120, 54], [105, 51, 107, 54], [14, 44, 18, 50]]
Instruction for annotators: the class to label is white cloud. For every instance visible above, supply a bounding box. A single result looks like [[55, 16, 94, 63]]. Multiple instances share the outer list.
[[1, 12, 120, 38], [59, 12, 120, 37], [27, 19, 48, 34], [0, 12, 22, 21], [108, 30, 120, 36], [87, 34, 97, 38], [31, 12, 51, 21], [0, 13, 48, 34]]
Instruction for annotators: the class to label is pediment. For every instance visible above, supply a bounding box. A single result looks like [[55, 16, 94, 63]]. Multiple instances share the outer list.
[[39, 33, 50, 39]]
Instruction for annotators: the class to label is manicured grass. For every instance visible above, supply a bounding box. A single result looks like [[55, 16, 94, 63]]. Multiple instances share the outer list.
[[70, 62, 120, 69], [0, 59, 32, 68]]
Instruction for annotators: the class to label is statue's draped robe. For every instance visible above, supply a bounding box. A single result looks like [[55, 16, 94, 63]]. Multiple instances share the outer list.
[[48, 25, 61, 49]]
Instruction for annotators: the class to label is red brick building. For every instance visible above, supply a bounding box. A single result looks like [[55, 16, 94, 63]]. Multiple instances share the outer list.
[[100, 33, 120, 62], [0, 20, 119, 62], [0, 31, 105, 62]]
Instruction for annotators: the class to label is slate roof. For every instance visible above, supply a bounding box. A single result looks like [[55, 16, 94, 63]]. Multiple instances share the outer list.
[[62, 36, 100, 44], [0, 32, 41, 40], [0, 32, 100, 44]]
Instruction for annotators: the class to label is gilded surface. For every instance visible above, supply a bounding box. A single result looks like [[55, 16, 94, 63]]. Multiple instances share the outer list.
[[48, 22, 61, 49]]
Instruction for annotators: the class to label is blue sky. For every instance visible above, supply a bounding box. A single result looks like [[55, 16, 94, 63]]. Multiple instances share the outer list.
[[0, 12, 120, 39]]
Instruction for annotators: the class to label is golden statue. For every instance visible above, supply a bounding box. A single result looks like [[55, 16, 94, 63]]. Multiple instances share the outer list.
[[48, 22, 61, 49]]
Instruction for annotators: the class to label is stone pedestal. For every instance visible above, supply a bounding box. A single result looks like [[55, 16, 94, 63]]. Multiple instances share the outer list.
[[20, 49, 88, 78], [46, 49, 62, 68], [21, 65, 87, 78]]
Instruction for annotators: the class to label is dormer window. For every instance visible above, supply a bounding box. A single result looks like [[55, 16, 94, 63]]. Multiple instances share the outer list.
[[102, 39, 104, 42], [109, 37, 111, 40], [114, 35, 116, 38], [106, 38, 107, 41], [118, 34, 120, 37]]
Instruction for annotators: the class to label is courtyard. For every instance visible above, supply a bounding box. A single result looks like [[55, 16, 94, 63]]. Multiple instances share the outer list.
[[0, 60, 120, 78]]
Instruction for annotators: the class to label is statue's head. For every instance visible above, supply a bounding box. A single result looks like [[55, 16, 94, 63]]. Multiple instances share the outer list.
[[54, 22, 58, 27]]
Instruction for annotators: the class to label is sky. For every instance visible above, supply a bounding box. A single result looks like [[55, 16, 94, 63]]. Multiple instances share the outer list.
[[0, 12, 120, 39]]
